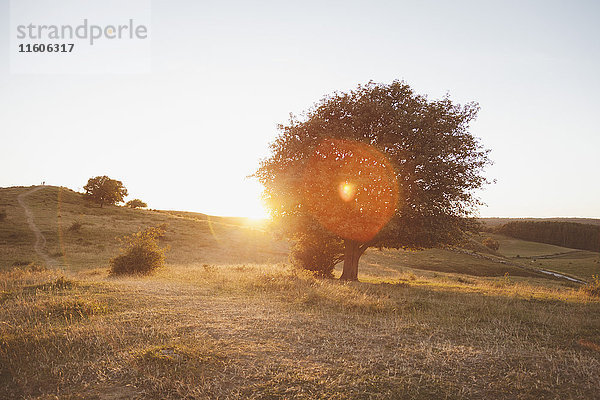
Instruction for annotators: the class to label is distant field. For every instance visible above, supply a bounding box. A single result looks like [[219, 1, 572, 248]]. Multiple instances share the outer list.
[[490, 233, 581, 258], [486, 233, 600, 281], [360, 247, 541, 278]]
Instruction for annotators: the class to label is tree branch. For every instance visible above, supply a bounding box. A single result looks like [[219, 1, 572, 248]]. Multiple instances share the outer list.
[[358, 242, 371, 255]]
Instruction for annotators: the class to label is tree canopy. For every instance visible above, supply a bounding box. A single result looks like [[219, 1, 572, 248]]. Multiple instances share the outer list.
[[255, 80, 492, 280], [83, 176, 128, 208]]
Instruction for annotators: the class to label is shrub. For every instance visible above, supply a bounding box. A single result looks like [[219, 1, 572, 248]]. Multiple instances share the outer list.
[[11, 260, 30, 266], [581, 275, 600, 298], [290, 231, 344, 278], [482, 237, 500, 251], [126, 199, 148, 209], [68, 220, 83, 232], [110, 226, 168, 275], [10, 262, 46, 272]]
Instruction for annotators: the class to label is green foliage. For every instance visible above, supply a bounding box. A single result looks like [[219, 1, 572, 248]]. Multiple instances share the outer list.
[[581, 275, 600, 298], [497, 221, 600, 252], [290, 223, 344, 278], [126, 199, 147, 209], [110, 226, 168, 275], [482, 237, 500, 251], [83, 175, 128, 208]]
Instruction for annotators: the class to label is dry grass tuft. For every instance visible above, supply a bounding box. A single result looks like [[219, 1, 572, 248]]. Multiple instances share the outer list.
[[580, 275, 600, 298], [577, 339, 600, 353]]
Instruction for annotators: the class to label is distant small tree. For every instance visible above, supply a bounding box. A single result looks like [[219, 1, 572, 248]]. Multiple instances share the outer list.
[[110, 226, 168, 275], [83, 176, 128, 208], [482, 237, 500, 251], [126, 199, 147, 209]]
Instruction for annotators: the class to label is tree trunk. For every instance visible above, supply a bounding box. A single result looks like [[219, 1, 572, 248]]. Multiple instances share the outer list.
[[340, 239, 368, 281]]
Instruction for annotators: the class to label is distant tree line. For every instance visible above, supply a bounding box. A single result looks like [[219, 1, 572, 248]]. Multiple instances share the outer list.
[[496, 221, 600, 252]]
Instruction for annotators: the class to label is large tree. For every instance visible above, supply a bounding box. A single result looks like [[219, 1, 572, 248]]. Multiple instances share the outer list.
[[83, 176, 128, 208], [255, 81, 492, 281]]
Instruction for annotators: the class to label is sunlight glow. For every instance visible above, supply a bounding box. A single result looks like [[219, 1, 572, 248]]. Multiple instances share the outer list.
[[303, 139, 400, 243], [339, 181, 356, 202], [197, 179, 270, 219]]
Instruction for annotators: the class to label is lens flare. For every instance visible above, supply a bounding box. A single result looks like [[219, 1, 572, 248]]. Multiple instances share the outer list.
[[339, 182, 355, 202], [302, 139, 400, 243]]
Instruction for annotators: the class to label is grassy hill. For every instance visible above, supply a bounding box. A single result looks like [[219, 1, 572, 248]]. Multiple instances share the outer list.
[[485, 233, 600, 281], [1, 186, 599, 399], [0, 186, 287, 270], [4, 185, 595, 280]]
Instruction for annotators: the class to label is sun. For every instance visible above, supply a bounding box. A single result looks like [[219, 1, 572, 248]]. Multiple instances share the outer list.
[[339, 181, 355, 202]]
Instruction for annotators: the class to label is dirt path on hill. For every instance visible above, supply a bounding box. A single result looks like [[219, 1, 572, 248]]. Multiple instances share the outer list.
[[17, 186, 55, 266]]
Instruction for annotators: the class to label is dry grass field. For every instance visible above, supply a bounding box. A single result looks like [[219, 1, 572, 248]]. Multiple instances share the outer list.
[[1, 186, 599, 399]]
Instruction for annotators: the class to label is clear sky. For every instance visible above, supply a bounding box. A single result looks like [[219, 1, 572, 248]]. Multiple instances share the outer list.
[[1, 0, 599, 218]]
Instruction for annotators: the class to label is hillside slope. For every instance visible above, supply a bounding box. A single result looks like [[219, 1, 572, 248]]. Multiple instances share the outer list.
[[0, 186, 288, 270], [3, 185, 597, 281], [0, 186, 553, 280]]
